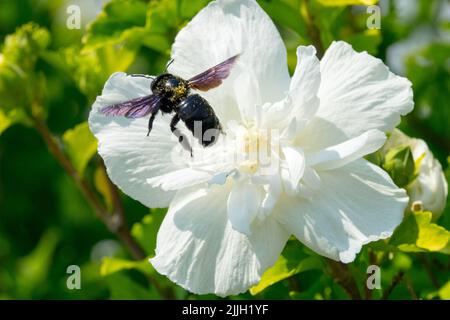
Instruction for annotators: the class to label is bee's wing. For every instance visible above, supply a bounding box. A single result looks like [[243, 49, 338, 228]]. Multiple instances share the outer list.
[[100, 94, 161, 118], [188, 54, 239, 91]]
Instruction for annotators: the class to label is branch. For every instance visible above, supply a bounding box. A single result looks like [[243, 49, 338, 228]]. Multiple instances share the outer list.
[[325, 259, 362, 300], [381, 271, 404, 300], [417, 253, 440, 289], [32, 114, 174, 299], [303, 0, 325, 59]]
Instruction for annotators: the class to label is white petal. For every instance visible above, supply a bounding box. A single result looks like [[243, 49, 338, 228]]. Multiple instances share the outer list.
[[307, 129, 386, 171], [303, 41, 413, 149], [261, 46, 320, 130], [282, 146, 305, 189], [150, 185, 290, 297], [275, 160, 408, 263], [289, 45, 321, 122], [89, 72, 181, 208], [169, 0, 290, 123], [260, 174, 282, 217], [227, 180, 264, 234], [146, 168, 213, 191]]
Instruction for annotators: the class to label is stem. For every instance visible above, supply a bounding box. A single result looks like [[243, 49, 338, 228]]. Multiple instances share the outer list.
[[381, 271, 404, 300], [325, 259, 361, 300], [404, 276, 418, 300], [417, 253, 440, 289], [302, 0, 325, 58], [32, 114, 173, 299]]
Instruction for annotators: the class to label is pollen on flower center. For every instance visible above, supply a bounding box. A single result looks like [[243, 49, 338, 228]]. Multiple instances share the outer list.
[[233, 125, 277, 175]]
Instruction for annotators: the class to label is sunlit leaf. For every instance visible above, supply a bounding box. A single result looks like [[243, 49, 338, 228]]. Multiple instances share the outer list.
[[317, 0, 378, 6], [83, 0, 148, 48], [62, 122, 98, 176], [438, 281, 450, 300], [131, 210, 166, 256], [250, 243, 323, 295], [94, 167, 114, 210], [390, 211, 450, 254], [100, 257, 150, 277], [0, 108, 31, 135]]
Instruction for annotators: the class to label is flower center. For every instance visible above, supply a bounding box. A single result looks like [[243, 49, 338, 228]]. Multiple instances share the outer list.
[[234, 126, 278, 175]]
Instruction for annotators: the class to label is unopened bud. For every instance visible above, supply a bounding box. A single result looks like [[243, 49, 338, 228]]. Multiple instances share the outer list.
[[382, 144, 415, 188]]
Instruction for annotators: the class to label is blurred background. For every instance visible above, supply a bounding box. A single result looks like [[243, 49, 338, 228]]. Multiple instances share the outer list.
[[0, 0, 449, 300]]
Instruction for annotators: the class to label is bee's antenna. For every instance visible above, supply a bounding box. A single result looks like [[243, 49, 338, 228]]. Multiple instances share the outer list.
[[165, 59, 175, 71], [130, 74, 155, 80]]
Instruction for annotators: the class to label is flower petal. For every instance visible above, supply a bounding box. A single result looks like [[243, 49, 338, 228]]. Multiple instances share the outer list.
[[261, 45, 320, 130], [289, 45, 321, 122], [150, 184, 290, 297], [282, 146, 305, 189], [307, 129, 386, 171], [146, 168, 213, 191], [227, 180, 264, 234], [303, 41, 413, 149], [169, 0, 290, 124], [275, 159, 408, 263], [89, 72, 181, 208]]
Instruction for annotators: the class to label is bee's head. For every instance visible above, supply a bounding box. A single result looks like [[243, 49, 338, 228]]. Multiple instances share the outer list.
[[151, 74, 188, 99]]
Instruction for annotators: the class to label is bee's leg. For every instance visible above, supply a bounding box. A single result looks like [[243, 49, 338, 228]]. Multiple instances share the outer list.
[[170, 114, 193, 157], [147, 112, 157, 136]]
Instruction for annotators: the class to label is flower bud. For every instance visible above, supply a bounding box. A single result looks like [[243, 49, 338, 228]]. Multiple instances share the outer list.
[[383, 129, 448, 220], [382, 144, 415, 188], [0, 23, 50, 112]]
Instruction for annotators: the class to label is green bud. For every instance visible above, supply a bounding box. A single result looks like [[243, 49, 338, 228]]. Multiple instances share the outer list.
[[0, 23, 50, 112], [2, 22, 50, 71], [382, 144, 416, 188]]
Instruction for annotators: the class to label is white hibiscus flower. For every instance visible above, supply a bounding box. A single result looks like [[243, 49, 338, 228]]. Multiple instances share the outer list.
[[89, 0, 414, 296]]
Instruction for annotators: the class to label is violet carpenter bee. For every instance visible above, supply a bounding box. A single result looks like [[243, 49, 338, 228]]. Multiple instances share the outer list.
[[100, 54, 240, 156]]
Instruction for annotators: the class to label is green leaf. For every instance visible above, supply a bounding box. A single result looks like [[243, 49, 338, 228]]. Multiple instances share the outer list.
[[1, 22, 50, 72], [100, 257, 151, 277], [390, 211, 450, 254], [346, 29, 381, 55], [106, 272, 156, 299], [94, 166, 113, 210], [317, 0, 378, 6], [250, 243, 323, 295], [0, 23, 50, 111], [83, 0, 148, 48], [438, 281, 450, 300], [259, 0, 309, 39], [53, 43, 138, 99], [16, 229, 59, 297], [62, 122, 98, 176], [131, 211, 166, 256], [0, 108, 31, 135]]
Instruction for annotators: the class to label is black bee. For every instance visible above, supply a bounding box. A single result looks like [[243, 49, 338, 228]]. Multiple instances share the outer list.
[[100, 54, 239, 155]]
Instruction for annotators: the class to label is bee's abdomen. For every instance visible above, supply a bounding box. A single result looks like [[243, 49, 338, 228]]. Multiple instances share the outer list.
[[177, 94, 221, 147]]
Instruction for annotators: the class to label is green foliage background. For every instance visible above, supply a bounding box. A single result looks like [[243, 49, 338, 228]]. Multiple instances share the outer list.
[[0, 0, 449, 300]]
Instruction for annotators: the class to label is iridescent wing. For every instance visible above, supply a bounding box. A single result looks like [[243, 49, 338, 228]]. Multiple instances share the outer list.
[[188, 54, 239, 91], [100, 94, 162, 118]]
